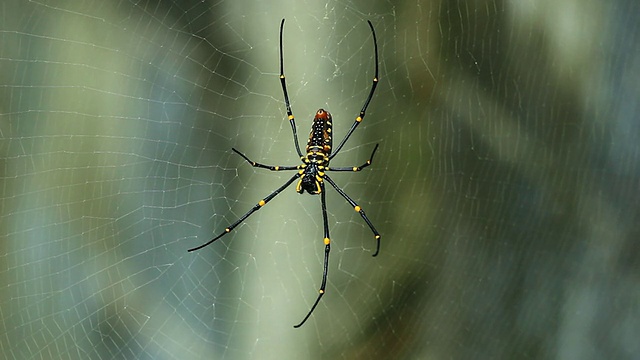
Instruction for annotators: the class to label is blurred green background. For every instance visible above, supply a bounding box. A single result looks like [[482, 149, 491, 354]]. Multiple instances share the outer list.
[[1, 0, 639, 359]]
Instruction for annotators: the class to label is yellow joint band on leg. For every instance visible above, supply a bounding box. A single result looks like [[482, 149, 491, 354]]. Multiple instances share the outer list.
[[259, 200, 266, 206], [354, 206, 361, 212], [324, 237, 330, 245]]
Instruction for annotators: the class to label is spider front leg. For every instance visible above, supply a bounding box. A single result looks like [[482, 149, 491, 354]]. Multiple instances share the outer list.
[[324, 175, 381, 256], [329, 20, 379, 160], [293, 182, 331, 328], [187, 173, 300, 252], [279, 19, 304, 158]]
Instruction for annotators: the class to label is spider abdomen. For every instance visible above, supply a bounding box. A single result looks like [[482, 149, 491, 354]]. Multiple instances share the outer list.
[[297, 109, 332, 195], [306, 109, 332, 161]]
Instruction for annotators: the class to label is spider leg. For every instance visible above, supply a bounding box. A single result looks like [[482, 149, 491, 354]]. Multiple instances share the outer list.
[[294, 182, 330, 328], [324, 175, 381, 256], [233, 148, 298, 171], [188, 173, 301, 252], [330, 20, 379, 160], [327, 144, 379, 172], [279, 19, 304, 158]]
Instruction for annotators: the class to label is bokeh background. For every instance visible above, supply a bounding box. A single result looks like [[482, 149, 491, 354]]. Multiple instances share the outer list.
[[1, 0, 639, 359]]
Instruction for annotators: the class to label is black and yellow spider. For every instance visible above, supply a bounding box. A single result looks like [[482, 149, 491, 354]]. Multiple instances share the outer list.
[[189, 19, 380, 328]]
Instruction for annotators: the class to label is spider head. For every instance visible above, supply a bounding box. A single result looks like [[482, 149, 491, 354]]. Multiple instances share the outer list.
[[296, 169, 322, 195]]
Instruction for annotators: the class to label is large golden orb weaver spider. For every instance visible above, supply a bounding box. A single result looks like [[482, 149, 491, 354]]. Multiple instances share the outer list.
[[189, 19, 380, 328]]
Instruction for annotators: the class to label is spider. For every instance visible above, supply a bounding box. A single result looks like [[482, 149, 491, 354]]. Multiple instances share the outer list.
[[188, 19, 380, 328]]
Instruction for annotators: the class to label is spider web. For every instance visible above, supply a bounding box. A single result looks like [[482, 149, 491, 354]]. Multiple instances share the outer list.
[[1, 0, 639, 359]]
